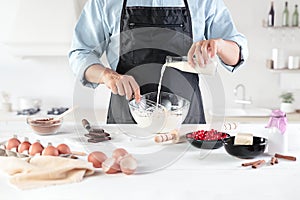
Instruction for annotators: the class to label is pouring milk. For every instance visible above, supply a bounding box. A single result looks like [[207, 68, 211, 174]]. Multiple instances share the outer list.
[[134, 55, 218, 132]]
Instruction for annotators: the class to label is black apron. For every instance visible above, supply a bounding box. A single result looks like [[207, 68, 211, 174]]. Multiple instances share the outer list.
[[107, 0, 206, 124]]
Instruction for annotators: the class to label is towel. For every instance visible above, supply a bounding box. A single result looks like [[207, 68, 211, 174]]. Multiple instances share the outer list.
[[0, 156, 94, 190]]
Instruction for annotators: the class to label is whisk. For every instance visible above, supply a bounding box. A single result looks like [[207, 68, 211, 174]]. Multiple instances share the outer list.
[[136, 97, 157, 110]]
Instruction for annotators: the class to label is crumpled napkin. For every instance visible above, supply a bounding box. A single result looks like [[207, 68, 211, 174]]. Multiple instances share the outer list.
[[0, 156, 94, 190]]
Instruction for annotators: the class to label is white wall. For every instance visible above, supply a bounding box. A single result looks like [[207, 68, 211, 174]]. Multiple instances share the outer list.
[[220, 0, 300, 109], [0, 0, 299, 112]]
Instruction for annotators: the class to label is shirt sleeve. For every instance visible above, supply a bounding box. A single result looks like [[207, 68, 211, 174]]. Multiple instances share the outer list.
[[68, 0, 109, 88], [204, 0, 249, 72]]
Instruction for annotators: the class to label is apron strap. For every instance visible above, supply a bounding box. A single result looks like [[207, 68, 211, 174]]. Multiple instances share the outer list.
[[120, 0, 128, 29], [183, 0, 193, 39], [183, 0, 189, 8], [122, 0, 189, 9], [122, 0, 127, 10], [121, 0, 193, 38]]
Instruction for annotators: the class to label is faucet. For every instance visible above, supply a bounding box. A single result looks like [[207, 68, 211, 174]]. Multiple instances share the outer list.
[[234, 84, 252, 109]]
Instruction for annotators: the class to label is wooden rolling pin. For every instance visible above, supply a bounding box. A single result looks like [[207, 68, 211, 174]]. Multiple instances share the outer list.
[[154, 129, 186, 144]]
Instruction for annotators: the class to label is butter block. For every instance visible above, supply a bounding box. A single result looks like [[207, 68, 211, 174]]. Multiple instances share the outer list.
[[234, 133, 253, 145]]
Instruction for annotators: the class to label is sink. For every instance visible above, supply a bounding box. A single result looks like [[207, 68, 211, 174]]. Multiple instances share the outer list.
[[209, 108, 272, 117]]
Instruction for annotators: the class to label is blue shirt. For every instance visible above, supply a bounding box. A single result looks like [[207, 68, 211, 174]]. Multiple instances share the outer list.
[[69, 0, 248, 88]]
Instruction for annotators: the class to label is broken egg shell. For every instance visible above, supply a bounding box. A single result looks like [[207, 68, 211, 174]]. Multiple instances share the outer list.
[[112, 148, 128, 161], [120, 155, 137, 175], [102, 157, 121, 174], [87, 151, 108, 168]]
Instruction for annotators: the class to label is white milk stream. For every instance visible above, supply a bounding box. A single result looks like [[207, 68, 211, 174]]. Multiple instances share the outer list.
[[156, 64, 167, 106], [133, 57, 217, 132]]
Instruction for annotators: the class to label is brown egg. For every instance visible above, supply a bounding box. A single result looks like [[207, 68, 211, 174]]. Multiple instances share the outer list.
[[120, 155, 137, 175], [6, 135, 21, 151], [112, 148, 128, 162], [29, 140, 44, 156], [102, 157, 121, 174], [42, 143, 59, 156], [57, 143, 71, 154], [87, 151, 108, 168], [17, 137, 31, 154]]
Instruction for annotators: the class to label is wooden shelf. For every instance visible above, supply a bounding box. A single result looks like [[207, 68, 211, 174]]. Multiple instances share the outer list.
[[263, 25, 300, 29], [268, 69, 300, 73]]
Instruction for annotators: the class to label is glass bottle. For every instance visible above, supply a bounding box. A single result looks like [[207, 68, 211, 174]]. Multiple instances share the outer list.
[[268, 1, 275, 26], [165, 56, 218, 75], [282, 1, 289, 26], [292, 4, 299, 27], [165, 56, 188, 63], [266, 110, 288, 155]]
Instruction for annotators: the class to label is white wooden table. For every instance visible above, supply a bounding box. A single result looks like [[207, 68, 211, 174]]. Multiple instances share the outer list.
[[0, 121, 299, 200]]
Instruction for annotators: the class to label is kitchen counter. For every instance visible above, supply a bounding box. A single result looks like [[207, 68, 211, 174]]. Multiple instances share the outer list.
[[2, 108, 300, 123], [0, 120, 299, 200], [206, 112, 300, 123]]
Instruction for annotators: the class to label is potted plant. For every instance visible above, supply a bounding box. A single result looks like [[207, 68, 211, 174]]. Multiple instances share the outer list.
[[279, 92, 295, 113]]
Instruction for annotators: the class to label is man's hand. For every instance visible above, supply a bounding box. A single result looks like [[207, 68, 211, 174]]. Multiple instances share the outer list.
[[101, 68, 141, 101], [187, 39, 221, 67], [85, 64, 141, 102], [188, 38, 240, 67]]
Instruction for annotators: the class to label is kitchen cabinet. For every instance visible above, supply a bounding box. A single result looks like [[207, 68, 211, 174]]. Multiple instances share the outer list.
[[2, 0, 88, 57]]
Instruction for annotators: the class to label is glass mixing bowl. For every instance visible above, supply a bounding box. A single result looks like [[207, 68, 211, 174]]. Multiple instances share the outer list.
[[26, 116, 63, 135], [128, 91, 190, 133]]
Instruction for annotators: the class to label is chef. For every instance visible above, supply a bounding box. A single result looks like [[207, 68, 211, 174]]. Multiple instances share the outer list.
[[69, 0, 248, 124]]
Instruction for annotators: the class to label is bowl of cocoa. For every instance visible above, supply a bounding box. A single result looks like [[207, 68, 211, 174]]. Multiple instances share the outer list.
[[26, 116, 62, 135]]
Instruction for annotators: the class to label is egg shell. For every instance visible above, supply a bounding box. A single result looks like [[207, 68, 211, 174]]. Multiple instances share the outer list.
[[29, 141, 44, 156], [87, 151, 108, 168], [112, 148, 128, 161], [57, 143, 71, 154], [120, 155, 137, 175], [6, 137, 21, 151], [18, 140, 31, 154], [42, 144, 59, 156], [102, 157, 121, 174]]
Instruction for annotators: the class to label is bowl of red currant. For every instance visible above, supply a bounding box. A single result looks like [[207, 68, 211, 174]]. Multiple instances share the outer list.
[[186, 129, 230, 149]]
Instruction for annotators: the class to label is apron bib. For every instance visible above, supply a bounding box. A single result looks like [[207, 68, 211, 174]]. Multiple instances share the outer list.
[[107, 0, 205, 124]]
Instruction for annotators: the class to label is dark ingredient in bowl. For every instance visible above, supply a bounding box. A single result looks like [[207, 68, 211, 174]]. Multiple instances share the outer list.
[[186, 129, 230, 150], [223, 136, 267, 159], [30, 118, 61, 125], [188, 129, 228, 140], [28, 117, 62, 134]]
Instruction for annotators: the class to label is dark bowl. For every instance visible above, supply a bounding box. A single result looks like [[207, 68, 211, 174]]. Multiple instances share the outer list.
[[186, 133, 230, 150], [223, 136, 268, 159]]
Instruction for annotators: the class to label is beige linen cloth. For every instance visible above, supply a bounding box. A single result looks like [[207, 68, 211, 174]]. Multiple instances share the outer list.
[[0, 156, 94, 190]]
